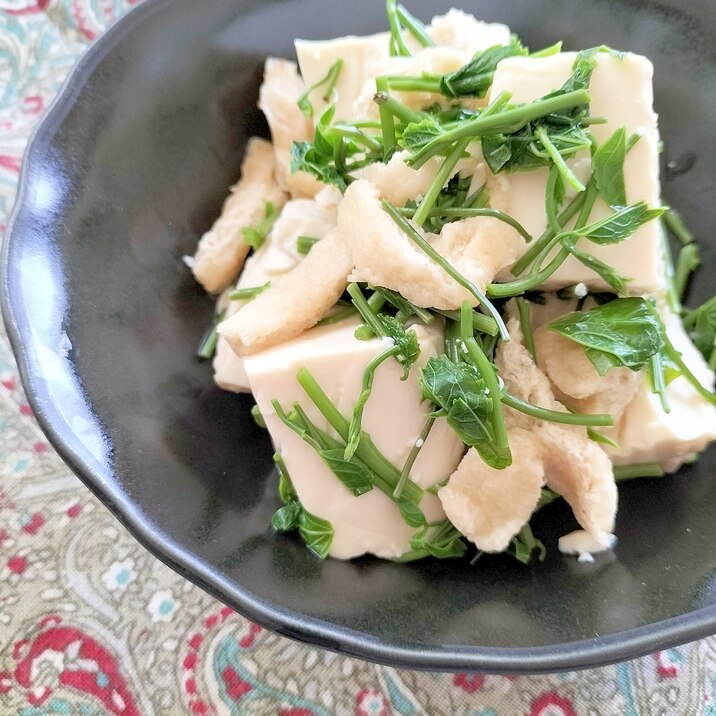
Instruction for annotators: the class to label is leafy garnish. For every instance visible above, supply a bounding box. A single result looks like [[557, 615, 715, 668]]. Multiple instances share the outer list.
[[241, 201, 280, 250], [567, 202, 666, 246], [419, 354, 509, 469], [683, 296, 716, 368], [549, 297, 664, 374], [439, 41, 528, 98], [296, 59, 343, 117], [270, 452, 334, 559], [560, 239, 631, 295], [592, 126, 628, 206], [297, 511, 335, 559], [510, 523, 546, 564]]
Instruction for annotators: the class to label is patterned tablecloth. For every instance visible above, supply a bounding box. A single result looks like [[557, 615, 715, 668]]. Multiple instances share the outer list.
[[2, 3, 716, 715]]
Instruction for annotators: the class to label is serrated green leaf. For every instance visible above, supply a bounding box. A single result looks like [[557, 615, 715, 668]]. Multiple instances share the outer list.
[[549, 297, 664, 373], [401, 118, 442, 151], [439, 41, 527, 98]]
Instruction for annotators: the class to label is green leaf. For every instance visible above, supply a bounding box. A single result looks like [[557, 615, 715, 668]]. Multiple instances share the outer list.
[[290, 141, 348, 192], [271, 502, 302, 532], [549, 297, 664, 374], [274, 452, 297, 503], [560, 239, 631, 295], [420, 355, 511, 468], [241, 201, 280, 250], [400, 118, 442, 152], [686, 296, 716, 364], [397, 495, 427, 528], [379, 314, 420, 377], [510, 524, 546, 564], [575, 202, 666, 246], [319, 449, 375, 496], [439, 41, 527, 98], [593, 126, 627, 206], [409, 520, 466, 558], [298, 511, 334, 559]]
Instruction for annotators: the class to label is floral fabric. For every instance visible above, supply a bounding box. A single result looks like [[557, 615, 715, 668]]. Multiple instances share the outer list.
[[2, 2, 716, 714]]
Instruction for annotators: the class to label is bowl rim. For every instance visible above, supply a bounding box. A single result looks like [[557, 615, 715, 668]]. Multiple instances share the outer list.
[[2, 0, 715, 674]]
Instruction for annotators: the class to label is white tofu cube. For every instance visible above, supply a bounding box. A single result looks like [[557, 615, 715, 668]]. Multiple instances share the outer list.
[[489, 52, 664, 294], [243, 317, 464, 559]]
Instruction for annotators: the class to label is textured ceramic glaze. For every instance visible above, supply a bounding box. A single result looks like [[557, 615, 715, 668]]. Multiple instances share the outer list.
[[3, 0, 716, 672]]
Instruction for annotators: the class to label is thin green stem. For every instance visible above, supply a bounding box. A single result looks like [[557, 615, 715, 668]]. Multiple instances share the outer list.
[[511, 191, 586, 276], [373, 91, 425, 125], [409, 89, 591, 168], [648, 353, 670, 414], [228, 282, 270, 301], [663, 208, 695, 245], [412, 138, 470, 226], [347, 283, 385, 337], [329, 125, 383, 152], [296, 235, 320, 255], [386, 0, 412, 56], [434, 309, 498, 337], [544, 165, 563, 235], [317, 306, 358, 326], [394, 417, 436, 498], [396, 3, 435, 47], [613, 463, 666, 480], [488, 248, 570, 298], [345, 346, 401, 459], [196, 309, 225, 360], [375, 76, 396, 158], [460, 302, 511, 455], [515, 297, 536, 361], [535, 126, 586, 192], [503, 393, 614, 426], [397, 206, 532, 242], [296, 367, 424, 502], [384, 75, 441, 93], [664, 336, 716, 406]]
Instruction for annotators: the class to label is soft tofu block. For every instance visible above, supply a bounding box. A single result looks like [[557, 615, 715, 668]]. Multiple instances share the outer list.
[[295, 13, 510, 122], [489, 52, 664, 294], [243, 317, 464, 559], [605, 308, 716, 471]]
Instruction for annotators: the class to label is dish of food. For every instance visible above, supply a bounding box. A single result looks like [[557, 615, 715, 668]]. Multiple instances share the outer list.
[[190, 2, 716, 565], [5, 0, 716, 672]]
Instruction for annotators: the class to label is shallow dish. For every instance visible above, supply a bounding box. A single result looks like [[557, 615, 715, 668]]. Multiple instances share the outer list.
[[3, 0, 716, 673]]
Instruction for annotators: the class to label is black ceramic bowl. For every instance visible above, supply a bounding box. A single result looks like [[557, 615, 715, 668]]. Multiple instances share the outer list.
[[3, 0, 716, 674]]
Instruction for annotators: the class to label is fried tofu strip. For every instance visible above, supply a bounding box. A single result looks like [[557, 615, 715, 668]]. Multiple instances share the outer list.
[[339, 179, 519, 310], [192, 138, 287, 293], [218, 229, 351, 355], [259, 58, 324, 199], [534, 326, 641, 419], [439, 428, 545, 552], [496, 315, 618, 542]]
